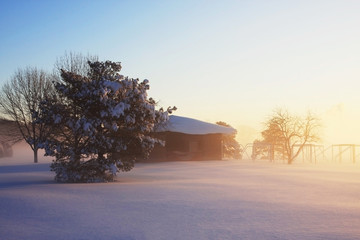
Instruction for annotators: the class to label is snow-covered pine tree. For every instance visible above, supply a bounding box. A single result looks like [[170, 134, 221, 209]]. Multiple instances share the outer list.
[[37, 61, 175, 182]]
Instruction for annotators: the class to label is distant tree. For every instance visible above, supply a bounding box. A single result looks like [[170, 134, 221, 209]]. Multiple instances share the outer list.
[[0, 118, 22, 158], [36, 61, 175, 182], [251, 139, 285, 161], [254, 108, 321, 164], [216, 121, 242, 159], [54, 51, 98, 78], [0, 67, 55, 163]]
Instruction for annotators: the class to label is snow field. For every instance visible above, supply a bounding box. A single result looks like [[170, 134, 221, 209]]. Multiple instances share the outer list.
[[1, 154, 360, 240]]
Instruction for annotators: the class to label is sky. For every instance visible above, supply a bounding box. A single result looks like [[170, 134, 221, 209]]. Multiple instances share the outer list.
[[0, 0, 360, 145]]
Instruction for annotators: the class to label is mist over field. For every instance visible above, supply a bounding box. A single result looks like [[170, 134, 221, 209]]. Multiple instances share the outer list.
[[1, 143, 360, 240], [1, 141, 49, 165]]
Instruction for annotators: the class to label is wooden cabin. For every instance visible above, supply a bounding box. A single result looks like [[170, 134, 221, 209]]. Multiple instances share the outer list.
[[148, 116, 236, 161]]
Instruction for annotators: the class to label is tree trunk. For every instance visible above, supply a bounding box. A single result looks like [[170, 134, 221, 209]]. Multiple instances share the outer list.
[[287, 147, 293, 164], [33, 148, 38, 163]]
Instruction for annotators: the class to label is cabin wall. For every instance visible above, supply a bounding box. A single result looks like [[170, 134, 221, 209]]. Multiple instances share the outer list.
[[201, 134, 223, 160], [147, 132, 223, 161]]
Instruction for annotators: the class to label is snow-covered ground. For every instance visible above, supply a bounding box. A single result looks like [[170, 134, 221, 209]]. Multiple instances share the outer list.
[[1, 145, 360, 240]]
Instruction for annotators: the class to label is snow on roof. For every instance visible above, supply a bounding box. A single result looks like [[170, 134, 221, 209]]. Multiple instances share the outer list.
[[156, 115, 236, 135]]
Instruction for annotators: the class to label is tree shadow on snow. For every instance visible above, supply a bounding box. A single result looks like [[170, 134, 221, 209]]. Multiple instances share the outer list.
[[0, 163, 50, 174], [0, 178, 55, 189], [0, 163, 54, 189]]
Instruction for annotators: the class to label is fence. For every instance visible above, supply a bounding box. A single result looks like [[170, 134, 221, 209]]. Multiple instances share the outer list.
[[240, 143, 360, 164]]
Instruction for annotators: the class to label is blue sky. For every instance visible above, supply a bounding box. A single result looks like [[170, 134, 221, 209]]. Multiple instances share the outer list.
[[1, 0, 360, 144]]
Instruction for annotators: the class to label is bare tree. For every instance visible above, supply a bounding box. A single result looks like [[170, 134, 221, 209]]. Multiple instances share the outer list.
[[256, 108, 321, 164], [0, 118, 22, 158], [0, 67, 55, 163], [54, 51, 98, 77]]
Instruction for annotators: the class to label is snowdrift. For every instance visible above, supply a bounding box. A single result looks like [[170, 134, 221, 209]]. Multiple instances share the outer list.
[[1, 152, 360, 240]]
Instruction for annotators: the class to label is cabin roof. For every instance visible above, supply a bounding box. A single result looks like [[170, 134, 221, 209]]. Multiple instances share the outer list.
[[156, 115, 236, 135]]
